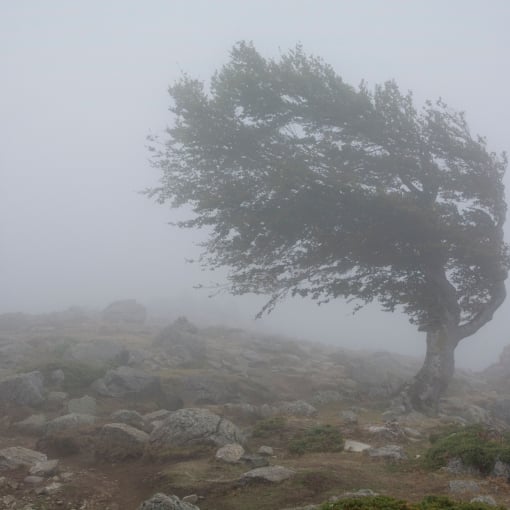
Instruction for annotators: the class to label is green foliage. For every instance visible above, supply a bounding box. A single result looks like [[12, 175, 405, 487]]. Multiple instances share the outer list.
[[148, 41, 508, 333], [424, 424, 510, 474], [288, 424, 344, 455], [252, 416, 287, 437], [320, 496, 504, 510]]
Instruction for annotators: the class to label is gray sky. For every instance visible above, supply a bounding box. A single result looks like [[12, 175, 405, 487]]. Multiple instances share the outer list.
[[2, 1, 510, 369]]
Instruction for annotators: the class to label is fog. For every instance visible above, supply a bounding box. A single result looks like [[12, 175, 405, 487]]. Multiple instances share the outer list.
[[2, 1, 510, 370]]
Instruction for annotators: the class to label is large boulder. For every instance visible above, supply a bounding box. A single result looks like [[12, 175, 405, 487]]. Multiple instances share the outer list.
[[149, 408, 244, 449], [0, 447, 47, 470], [0, 371, 45, 406], [45, 413, 96, 435], [138, 493, 200, 510], [96, 423, 149, 461], [65, 340, 126, 364], [102, 299, 147, 324], [92, 366, 162, 399]]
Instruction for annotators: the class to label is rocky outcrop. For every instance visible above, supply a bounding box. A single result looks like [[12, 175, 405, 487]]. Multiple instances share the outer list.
[[0, 447, 47, 470], [0, 371, 45, 406], [149, 408, 244, 448], [102, 299, 147, 324]]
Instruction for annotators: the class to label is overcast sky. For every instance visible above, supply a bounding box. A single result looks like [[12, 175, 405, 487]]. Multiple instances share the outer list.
[[2, 1, 510, 369]]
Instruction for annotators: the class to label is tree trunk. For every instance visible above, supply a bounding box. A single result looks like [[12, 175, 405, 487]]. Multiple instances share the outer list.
[[404, 328, 459, 413]]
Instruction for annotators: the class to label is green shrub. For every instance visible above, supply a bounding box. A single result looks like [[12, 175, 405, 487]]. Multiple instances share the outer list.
[[320, 495, 504, 510], [252, 416, 287, 438], [288, 424, 343, 455], [424, 424, 510, 475]]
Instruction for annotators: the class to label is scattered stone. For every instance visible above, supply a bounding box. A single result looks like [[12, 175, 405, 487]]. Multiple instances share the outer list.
[[215, 443, 245, 463], [278, 400, 317, 417], [29, 459, 59, 477], [182, 495, 199, 504], [24, 475, 44, 484], [257, 446, 274, 456], [137, 492, 200, 510], [368, 445, 407, 461], [68, 395, 97, 415], [92, 366, 161, 399], [0, 371, 45, 406], [45, 413, 96, 434], [339, 410, 358, 425], [35, 481, 63, 495], [449, 480, 481, 494], [344, 439, 371, 453], [96, 423, 150, 461], [241, 465, 296, 483], [470, 496, 497, 506], [0, 447, 47, 470], [149, 408, 244, 448]]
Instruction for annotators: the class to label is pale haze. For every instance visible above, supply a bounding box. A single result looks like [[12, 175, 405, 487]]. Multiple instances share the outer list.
[[2, 1, 510, 369]]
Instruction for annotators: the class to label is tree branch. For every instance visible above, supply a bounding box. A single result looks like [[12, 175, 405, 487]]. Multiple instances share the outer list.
[[457, 279, 507, 339]]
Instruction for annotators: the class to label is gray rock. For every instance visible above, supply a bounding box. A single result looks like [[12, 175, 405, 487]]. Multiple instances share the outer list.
[[257, 446, 274, 456], [97, 423, 149, 461], [368, 444, 407, 461], [111, 409, 147, 431], [29, 459, 59, 477], [0, 447, 47, 470], [50, 369, 65, 386], [35, 481, 62, 495], [68, 395, 97, 415], [444, 458, 481, 476], [102, 299, 147, 324], [182, 495, 199, 504], [492, 460, 510, 477], [449, 480, 481, 494], [47, 391, 68, 404], [470, 496, 497, 506], [14, 414, 47, 435], [92, 366, 161, 399], [311, 390, 344, 406], [0, 371, 44, 406], [24, 475, 44, 484], [215, 443, 245, 463], [344, 440, 371, 453], [66, 339, 126, 364], [278, 400, 317, 417], [241, 454, 270, 468], [149, 408, 244, 448], [144, 409, 173, 422], [137, 492, 200, 510], [241, 465, 296, 483], [339, 410, 358, 425], [333, 489, 379, 500], [45, 413, 96, 434]]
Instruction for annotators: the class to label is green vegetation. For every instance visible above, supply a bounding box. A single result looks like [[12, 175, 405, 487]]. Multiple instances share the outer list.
[[320, 495, 504, 510], [252, 416, 287, 438], [424, 425, 510, 474], [289, 424, 344, 455]]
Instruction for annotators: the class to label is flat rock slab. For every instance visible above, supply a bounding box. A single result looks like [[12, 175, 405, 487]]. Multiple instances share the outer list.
[[241, 465, 296, 483], [0, 447, 47, 470], [344, 440, 371, 453], [368, 444, 407, 460]]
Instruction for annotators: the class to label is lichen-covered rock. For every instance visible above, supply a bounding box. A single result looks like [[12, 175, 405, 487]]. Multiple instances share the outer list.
[[137, 492, 200, 510], [111, 409, 147, 431], [215, 443, 244, 463], [0, 447, 47, 470], [68, 395, 97, 415], [149, 408, 244, 448], [240, 465, 296, 483], [278, 400, 317, 417], [14, 414, 47, 435], [45, 413, 96, 435], [0, 371, 45, 406], [96, 423, 149, 461]]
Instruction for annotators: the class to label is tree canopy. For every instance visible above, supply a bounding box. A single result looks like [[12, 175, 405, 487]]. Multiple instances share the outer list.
[[148, 42, 508, 339]]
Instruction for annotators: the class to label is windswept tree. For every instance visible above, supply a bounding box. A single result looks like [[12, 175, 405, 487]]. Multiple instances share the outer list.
[[148, 42, 508, 411]]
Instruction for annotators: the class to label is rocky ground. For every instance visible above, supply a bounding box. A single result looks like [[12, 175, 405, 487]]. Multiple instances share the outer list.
[[1, 302, 510, 509]]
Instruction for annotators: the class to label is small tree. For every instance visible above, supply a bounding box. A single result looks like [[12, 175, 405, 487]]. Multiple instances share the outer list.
[[148, 42, 509, 411]]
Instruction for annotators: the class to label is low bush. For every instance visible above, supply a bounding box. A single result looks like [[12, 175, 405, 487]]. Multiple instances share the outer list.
[[424, 424, 510, 475], [288, 424, 343, 455], [320, 495, 504, 510], [252, 416, 287, 438]]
